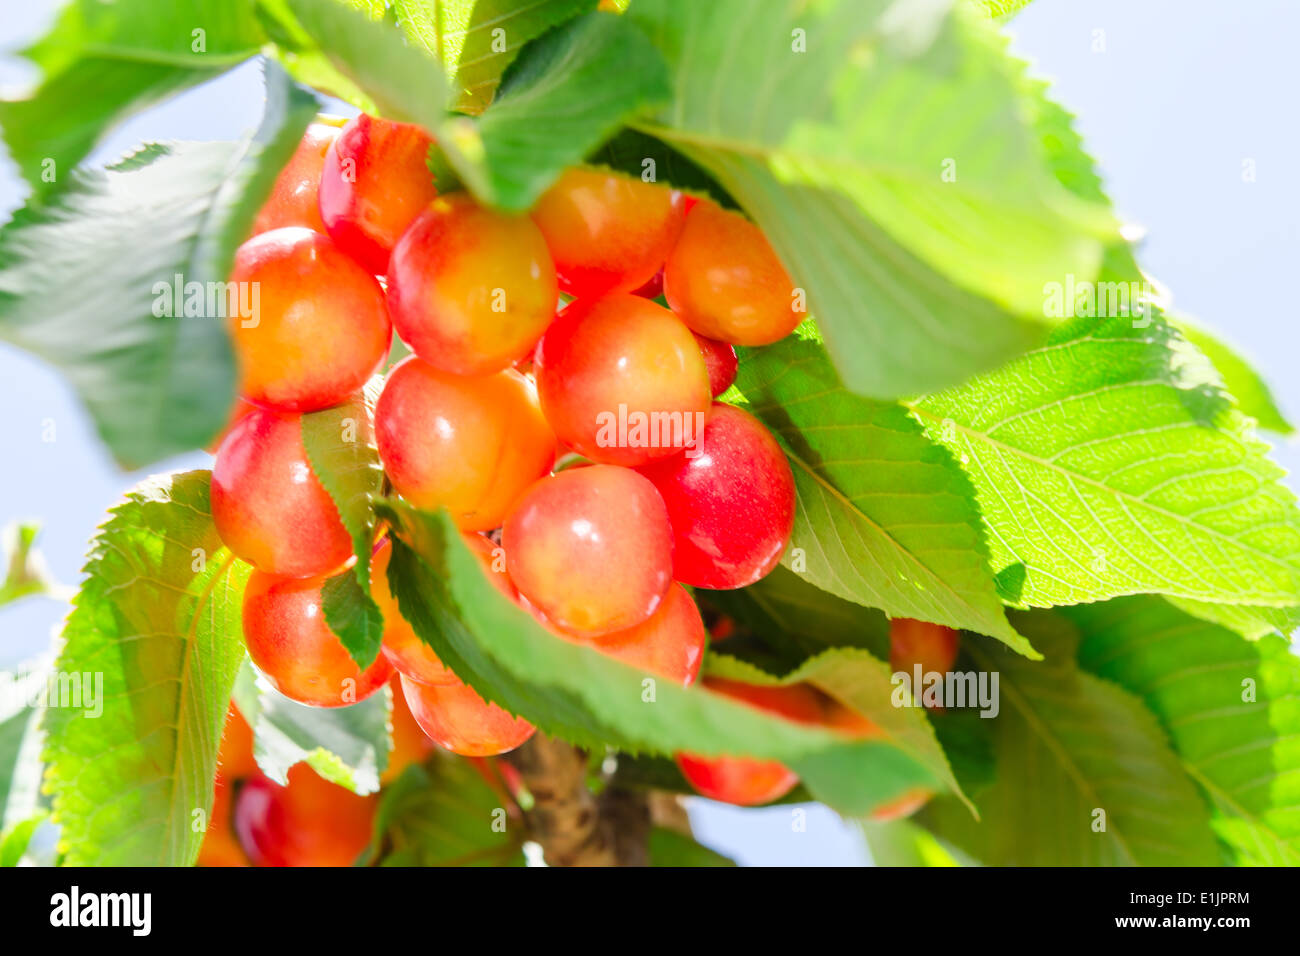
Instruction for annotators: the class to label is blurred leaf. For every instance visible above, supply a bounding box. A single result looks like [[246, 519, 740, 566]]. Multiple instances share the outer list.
[[376, 757, 524, 866], [1068, 596, 1300, 865], [706, 649, 970, 814], [733, 336, 1029, 653], [302, 387, 386, 668], [1164, 597, 1299, 641], [0, 663, 51, 828], [919, 614, 1223, 865], [458, 11, 670, 209], [0, 523, 66, 606], [0, 0, 263, 200], [42, 471, 249, 866], [860, 817, 965, 867], [647, 826, 735, 866], [231, 662, 390, 796], [915, 313, 1300, 610], [377, 501, 943, 816], [625, 0, 1115, 398], [587, 128, 737, 209], [393, 0, 597, 113], [0, 66, 317, 467], [0, 811, 48, 867]]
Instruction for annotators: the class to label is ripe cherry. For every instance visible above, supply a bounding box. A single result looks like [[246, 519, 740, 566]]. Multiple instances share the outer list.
[[534, 294, 711, 467], [890, 619, 960, 677], [582, 583, 705, 686], [250, 119, 344, 236], [197, 776, 248, 867], [387, 193, 557, 375], [205, 397, 258, 454], [212, 406, 352, 578], [382, 674, 436, 785], [693, 332, 738, 396], [228, 227, 391, 412], [636, 402, 795, 590], [503, 465, 674, 637], [664, 199, 804, 345], [214, 705, 258, 784], [234, 765, 377, 867], [399, 674, 536, 757], [375, 357, 555, 531], [531, 167, 685, 299], [676, 678, 826, 806], [242, 567, 394, 707], [318, 114, 437, 274]]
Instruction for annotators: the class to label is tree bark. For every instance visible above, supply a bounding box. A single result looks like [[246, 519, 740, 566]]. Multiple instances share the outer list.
[[506, 734, 651, 866]]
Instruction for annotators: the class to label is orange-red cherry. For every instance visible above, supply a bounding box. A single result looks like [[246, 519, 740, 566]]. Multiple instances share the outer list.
[[228, 227, 391, 412], [399, 674, 536, 757], [531, 167, 685, 299], [211, 406, 352, 578], [250, 119, 344, 236], [387, 193, 557, 375], [234, 765, 377, 867], [318, 114, 438, 274]]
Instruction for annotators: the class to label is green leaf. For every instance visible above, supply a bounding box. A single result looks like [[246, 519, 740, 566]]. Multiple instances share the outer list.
[[1164, 597, 1300, 642], [393, 0, 597, 113], [377, 501, 943, 816], [302, 387, 386, 667], [0, 0, 264, 199], [647, 827, 735, 867], [705, 649, 971, 814], [1067, 596, 1300, 866], [860, 817, 966, 867], [587, 128, 737, 209], [625, 0, 1115, 398], [375, 756, 524, 866], [971, 0, 1036, 17], [283, 0, 449, 131], [0, 66, 317, 468], [0, 523, 66, 607], [42, 471, 250, 866], [459, 10, 671, 210], [0, 812, 49, 868], [733, 335, 1029, 654], [1174, 320, 1293, 436], [919, 614, 1223, 865], [231, 662, 390, 796], [913, 313, 1300, 610], [0, 663, 50, 828]]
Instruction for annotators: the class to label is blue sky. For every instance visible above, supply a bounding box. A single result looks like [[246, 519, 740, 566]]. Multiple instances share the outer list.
[[2, 0, 1296, 866]]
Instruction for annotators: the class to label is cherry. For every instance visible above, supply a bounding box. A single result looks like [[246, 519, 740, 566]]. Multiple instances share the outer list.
[[318, 114, 438, 274], [399, 674, 536, 757], [503, 465, 674, 637], [234, 765, 377, 867], [692, 332, 738, 396], [374, 357, 555, 531], [890, 619, 960, 677], [228, 227, 391, 412], [196, 776, 248, 867], [250, 119, 344, 236], [205, 397, 258, 454], [636, 402, 795, 590], [382, 674, 436, 785], [212, 406, 352, 578], [371, 537, 458, 687], [531, 167, 685, 299], [676, 678, 826, 806], [534, 294, 711, 467], [664, 199, 803, 345], [581, 583, 705, 686], [387, 193, 557, 375], [214, 704, 258, 784], [242, 566, 394, 707], [632, 269, 664, 300]]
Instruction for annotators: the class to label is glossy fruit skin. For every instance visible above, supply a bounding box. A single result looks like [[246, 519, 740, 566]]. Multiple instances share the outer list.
[[676, 678, 826, 805], [890, 619, 961, 676], [234, 765, 377, 867], [372, 537, 457, 686], [205, 397, 258, 454], [250, 120, 343, 236], [212, 406, 352, 578], [531, 168, 685, 299], [399, 674, 535, 757], [228, 228, 391, 411], [664, 199, 803, 345], [693, 333, 738, 397], [636, 402, 795, 590], [242, 568, 394, 707], [387, 193, 557, 375], [382, 674, 436, 785], [583, 583, 705, 686], [375, 357, 555, 530], [318, 114, 437, 274], [534, 294, 711, 467], [503, 465, 674, 637]]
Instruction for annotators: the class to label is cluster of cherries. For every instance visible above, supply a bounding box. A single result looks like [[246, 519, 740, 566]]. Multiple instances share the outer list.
[[207, 112, 961, 818]]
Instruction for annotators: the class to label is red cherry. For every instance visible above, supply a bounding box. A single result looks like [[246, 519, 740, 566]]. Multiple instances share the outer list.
[[234, 766, 376, 867], [692, 332, 738, 396], [399, 674, 535, 757], [636, 402, 795, 590]]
